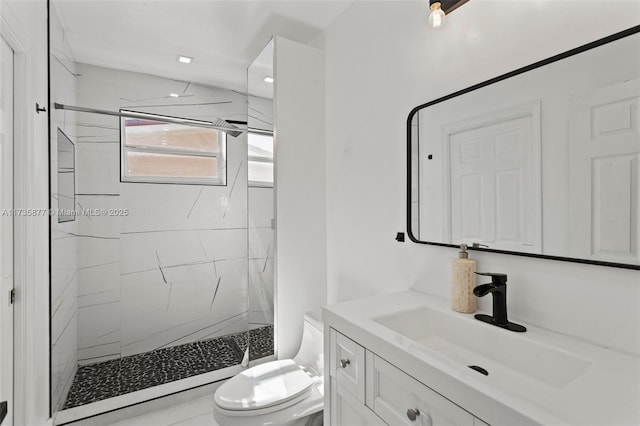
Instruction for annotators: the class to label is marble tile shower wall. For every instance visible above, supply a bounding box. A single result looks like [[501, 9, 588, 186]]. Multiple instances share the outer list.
[[74, 63, 252, 364], [50, 6, 80, 412]]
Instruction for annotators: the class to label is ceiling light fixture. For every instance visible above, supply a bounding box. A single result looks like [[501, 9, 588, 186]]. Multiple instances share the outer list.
[[263, 76, 274, 83], [169, 93, 180, 98], [428, 0, 470, 28], [429, 2, 445, 28], [177, 55, 193, 64]]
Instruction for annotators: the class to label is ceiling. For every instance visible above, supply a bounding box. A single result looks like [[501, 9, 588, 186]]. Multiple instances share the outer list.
[[53, 0, 354, 93], [248, 39, 273, 99]]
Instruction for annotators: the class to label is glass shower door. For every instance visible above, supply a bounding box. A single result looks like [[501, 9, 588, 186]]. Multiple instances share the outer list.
[[48, 0, 253, 417], [247, 39, 275, 364]]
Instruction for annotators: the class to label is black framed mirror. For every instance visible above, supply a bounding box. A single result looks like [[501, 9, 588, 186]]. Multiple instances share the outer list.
[[407, 25, 640, 270]]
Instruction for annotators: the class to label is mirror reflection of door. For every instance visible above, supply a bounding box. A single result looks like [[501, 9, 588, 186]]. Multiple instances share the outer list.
[[411, 30, 640, 268], [0, 34, 14, 426], [569, 78, 640, 264], [443, 103, 542, 253]]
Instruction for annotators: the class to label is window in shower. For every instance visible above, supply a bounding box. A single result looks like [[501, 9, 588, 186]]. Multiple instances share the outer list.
[[121, 111, 227, 185], [248, 131, 273, 187]]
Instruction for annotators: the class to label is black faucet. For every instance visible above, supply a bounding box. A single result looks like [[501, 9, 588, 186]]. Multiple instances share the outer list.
[[473, 272, 526, 332]]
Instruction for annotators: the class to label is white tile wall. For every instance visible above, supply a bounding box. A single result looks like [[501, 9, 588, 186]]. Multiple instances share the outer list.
[[75, 143, 120, 194], [78, 301, 121, 364], [119, 275, 248, 356], [50, 50, 274, 413], [73, 63, 256, 363], [50, 2, 79, 411], [199, 229, 249, 260], [249, 258, 274, 326], [77, 263, 120, 306]]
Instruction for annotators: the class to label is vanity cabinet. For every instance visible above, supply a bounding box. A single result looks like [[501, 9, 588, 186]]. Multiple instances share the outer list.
[[329, 330, 380, 425], [328, 329, 490, 426], [330, 379, 387, 426], [330, 330, 366, 400]]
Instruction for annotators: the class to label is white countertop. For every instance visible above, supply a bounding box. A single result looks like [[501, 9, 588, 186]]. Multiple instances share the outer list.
[[323, 291, 640, 426]]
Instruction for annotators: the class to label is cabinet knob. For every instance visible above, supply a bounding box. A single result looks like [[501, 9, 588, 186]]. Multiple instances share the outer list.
[[406, 408, 420, 421], [339, 359, 350, 368]]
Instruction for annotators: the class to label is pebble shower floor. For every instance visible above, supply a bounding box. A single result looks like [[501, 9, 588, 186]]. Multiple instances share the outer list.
[[63, 325, 274, 409]]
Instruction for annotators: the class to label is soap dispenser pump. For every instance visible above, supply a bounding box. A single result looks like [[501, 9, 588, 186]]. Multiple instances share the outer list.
[[451, 244, 477, 313]]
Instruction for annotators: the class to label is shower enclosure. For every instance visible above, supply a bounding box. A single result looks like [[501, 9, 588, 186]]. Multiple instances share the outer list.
[[48, 2, 275, 422]]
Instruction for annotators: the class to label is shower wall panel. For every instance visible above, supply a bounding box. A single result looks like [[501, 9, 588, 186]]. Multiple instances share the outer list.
[[248, 187, 274, 328], [75, 63, 249, 362], [247, 96, 274, 329], [50, 5, 80, 412]]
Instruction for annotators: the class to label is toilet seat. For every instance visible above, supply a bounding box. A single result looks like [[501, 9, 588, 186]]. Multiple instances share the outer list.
[[214, 389, 315, 417], [214, 359, 316, 414]]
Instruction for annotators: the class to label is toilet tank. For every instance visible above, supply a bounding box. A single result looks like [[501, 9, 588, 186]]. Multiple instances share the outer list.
[[292, 310, 324, 376]]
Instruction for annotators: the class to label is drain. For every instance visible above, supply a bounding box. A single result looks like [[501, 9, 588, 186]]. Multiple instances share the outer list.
[[468, 365, 489, 376]]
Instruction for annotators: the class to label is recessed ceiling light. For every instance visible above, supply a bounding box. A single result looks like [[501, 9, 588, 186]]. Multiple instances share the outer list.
[[177, 55, 193, 64], [169, 93, 180, 98], [263, 76, 274, 83]]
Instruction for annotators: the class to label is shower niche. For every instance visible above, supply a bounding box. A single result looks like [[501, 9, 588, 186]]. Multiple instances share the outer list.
[[56, 128, 75, 223], [48, 2, 274, 422]]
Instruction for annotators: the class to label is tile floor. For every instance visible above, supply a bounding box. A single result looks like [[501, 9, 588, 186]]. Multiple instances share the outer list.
[[110, 394, 219, 426], [64, 326, 274, 409]]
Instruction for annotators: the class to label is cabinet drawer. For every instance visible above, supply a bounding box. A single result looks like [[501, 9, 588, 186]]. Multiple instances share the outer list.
[[366, 353, 474, 426], [330, 378, 387, 426], [330, 329, 365, 401]]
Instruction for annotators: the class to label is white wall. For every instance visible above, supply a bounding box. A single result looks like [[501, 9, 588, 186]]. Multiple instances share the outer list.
[[0, 0, 50, 424], [274, 37, 327, 359], [321, 0, 640, 355], [49, 1, 79, 412]]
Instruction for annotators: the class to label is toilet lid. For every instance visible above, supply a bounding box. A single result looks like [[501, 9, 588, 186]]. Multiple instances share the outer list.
[[214, 359, 315, 411]]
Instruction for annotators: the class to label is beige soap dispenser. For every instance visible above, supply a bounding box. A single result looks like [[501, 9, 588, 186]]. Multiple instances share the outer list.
[[451, 244, 477, 313]]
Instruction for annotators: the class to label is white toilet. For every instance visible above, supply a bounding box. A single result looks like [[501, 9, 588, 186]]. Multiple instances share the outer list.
[[213, 313, 324, 426]]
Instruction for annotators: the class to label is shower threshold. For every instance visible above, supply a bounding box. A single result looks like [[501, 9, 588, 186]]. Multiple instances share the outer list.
[[62, 325, 274, 410]]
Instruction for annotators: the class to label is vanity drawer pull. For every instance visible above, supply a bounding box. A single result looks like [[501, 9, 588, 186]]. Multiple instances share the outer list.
[[406, 408, 420, 421], [407, 408, 432, 425], [340, 359, 351, 368]]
